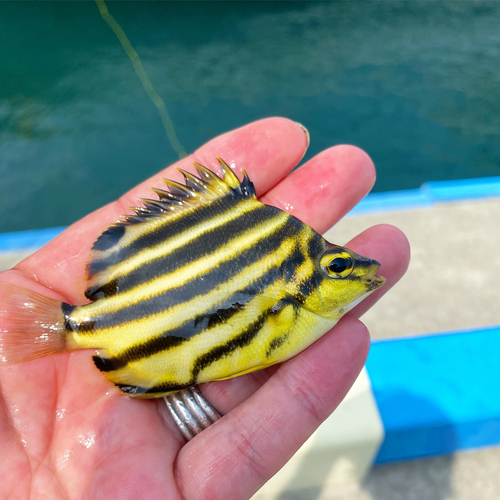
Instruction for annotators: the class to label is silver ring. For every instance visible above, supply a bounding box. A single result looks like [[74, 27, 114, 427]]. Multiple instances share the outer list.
[[164, 386, 222, 441]]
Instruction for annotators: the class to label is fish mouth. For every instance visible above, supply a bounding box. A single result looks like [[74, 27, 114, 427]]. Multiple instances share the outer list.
[[364, 260, 386, 291], [367, 275, 386, 291]]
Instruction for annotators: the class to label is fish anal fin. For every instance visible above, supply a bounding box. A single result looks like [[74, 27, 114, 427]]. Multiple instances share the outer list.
[[92, 351, 118, 373], [116, 383, 148, 396], [94, 360, 149, 396]]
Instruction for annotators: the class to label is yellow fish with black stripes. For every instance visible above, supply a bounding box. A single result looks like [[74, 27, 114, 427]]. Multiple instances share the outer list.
[[0, 158, 385, 398]]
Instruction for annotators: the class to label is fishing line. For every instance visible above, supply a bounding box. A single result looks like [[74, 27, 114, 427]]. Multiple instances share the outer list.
[[95, 0, 187, 160]]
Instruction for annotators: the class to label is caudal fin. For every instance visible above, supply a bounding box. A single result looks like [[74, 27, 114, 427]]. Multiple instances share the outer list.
[[0, 284, 68, 364]]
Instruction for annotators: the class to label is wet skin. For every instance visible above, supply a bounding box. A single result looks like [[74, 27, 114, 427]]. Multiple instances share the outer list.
[[0, 118, 410, 500]]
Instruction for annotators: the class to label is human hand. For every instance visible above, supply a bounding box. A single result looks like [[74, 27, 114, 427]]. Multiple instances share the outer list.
[[0, 118, 409, 499]]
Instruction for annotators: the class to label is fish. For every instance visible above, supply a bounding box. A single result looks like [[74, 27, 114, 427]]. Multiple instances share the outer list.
[[0, 158, 385, 398]]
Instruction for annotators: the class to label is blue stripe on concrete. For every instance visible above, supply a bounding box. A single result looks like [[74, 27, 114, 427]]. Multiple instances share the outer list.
[[366, 325, 500, 463], [422, 176, 500, 202], [348, 189, 432, 215], [348, 175, 500, 216], [0, 226, 66, 252]]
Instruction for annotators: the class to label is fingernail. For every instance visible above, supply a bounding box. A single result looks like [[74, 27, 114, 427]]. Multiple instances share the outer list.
[[295, 122, 310, 148]]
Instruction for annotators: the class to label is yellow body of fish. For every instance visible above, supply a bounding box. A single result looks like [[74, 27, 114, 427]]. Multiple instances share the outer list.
[[0, 159, 384, 397]]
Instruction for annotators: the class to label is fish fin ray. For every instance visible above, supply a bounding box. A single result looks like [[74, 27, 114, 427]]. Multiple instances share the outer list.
[[0, 284, 69, 364], [116, 383, 147, 396]]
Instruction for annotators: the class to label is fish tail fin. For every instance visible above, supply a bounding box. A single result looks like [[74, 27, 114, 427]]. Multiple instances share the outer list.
[[0, 284, 69, 364]]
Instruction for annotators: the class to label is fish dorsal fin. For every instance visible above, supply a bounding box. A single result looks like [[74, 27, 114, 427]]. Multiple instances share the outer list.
[[85, 158, 257, 298], [121, 157, 254, 225]]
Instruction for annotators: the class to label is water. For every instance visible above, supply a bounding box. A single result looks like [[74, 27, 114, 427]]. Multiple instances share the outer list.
[[1, 1, 500, 233]]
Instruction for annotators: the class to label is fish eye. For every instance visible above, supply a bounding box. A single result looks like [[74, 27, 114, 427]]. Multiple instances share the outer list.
[[320, 251, 354, 278], [328, 257, 350, 274]]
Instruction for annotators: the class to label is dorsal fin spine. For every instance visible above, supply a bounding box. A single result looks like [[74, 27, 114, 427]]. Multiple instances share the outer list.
[[161, 179, 198, 199], [239, 169, 256, 199], [140, 199, 174, 213], [151, 188, 180, 202], [216, 157, 241, 189], [175, 167, 210, 193], [192, 162, 228, 196]]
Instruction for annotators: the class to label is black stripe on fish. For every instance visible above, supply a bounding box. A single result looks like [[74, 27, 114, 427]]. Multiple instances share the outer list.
[[88, 195, 244, 277], [61, 302, 75, 332], [266, 333, 289, 358], [295, 271, 323, 305], [93, 356, 116, 372], [190, 309, 270, 381], [102, 204, 281, 294], [108, 300, 251, 370], [293, 232, 328, 303], [93, 334, 187, 372], [80, 218, 304, 331], [307, 231, 328, 261], [118, 309, 270, 395], [265, 298, 299, 357], [92, 224, 126, 252], [89, 257, 297, 367], [62, 303, 99, 334], [194, 301, 246, 330], [85, 279, 119, 301]]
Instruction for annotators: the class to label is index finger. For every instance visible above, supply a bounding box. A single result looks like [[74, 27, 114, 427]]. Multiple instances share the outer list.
[[6, 118, 309, 303]]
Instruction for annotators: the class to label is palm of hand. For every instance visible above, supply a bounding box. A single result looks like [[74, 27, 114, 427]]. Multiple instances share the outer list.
[[1, 351, 183, 498], [0, 119, 409, 500]]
